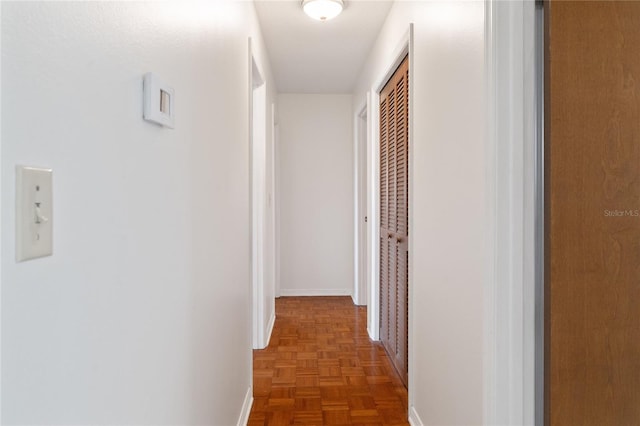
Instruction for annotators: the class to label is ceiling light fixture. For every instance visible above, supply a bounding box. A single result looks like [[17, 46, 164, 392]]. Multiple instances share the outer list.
[[302, 0, 344, 21]]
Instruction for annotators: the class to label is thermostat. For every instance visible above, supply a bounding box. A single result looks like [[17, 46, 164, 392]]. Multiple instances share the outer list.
[[143, 72, 175, 129]]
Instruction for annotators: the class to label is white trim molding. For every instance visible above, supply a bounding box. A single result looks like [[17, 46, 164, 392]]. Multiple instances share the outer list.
[[278, 288, 351, 297], [236, 386, 253, 426], [265, 311, 276, 347], [353, 100, 369, 307], [0, 3, 3, 416], [484, 1, 538, 425], [408, 405, 424, 426]]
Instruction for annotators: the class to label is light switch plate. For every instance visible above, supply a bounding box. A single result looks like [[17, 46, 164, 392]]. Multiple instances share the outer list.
[[16, 166, 53, 262]]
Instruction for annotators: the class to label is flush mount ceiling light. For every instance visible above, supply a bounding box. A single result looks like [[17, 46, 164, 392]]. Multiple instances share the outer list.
[[302, 0, 344, 21]]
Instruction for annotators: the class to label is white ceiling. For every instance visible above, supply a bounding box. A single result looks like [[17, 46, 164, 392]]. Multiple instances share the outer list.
[[253, 0, 394, 93]]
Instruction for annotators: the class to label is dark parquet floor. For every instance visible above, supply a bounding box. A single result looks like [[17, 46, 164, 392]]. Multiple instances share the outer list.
[[248, 296, 409, 425]]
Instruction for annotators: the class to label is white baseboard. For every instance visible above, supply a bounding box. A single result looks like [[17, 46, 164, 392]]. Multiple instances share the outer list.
[[367, 326, 377, 342], [278, 288, 351, 297], [236, 386, 253, 426], [408, 405, 424, 426], [351, 294, 367, 306], [265, 311, 276, 346]]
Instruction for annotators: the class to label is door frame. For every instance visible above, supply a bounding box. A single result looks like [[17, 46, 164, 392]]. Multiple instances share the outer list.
[[249, 38, 268, 350], [273, 110, 280, 299], [353, 101, 368, 306], [534, 3, 544, 424], [484, 1, 540, 424], [0, 15, 3, 411], [366, 22, 414, 417], [367, 23, 412, 340]]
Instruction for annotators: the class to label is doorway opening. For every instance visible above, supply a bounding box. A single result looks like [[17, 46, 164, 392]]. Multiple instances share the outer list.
[[250, 48, 272, 350], [364, 27, 413, 398], [354, 103, 369, 307], [378, 55, 409, 386]]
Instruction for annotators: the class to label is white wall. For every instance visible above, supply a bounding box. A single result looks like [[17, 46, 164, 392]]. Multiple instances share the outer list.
[[353, 2, 486, 425], [1, 2, 275, 424], [278, 94, 353, 296]]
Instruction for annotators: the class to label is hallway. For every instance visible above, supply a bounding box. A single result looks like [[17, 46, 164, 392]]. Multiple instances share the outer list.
[[1, 2, 493, 424], [248, 297, 409, 425]]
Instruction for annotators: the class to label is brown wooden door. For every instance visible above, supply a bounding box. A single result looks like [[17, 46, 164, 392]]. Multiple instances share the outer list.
[[546, 2, 640, 424], [380, 56, 409, 386]]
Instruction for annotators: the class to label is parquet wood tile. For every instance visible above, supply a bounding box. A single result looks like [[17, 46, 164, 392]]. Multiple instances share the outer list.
[[248, 296, 408, 426]]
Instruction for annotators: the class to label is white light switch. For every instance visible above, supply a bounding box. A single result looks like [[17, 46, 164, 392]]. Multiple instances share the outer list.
[[16, 166, 53, 262]]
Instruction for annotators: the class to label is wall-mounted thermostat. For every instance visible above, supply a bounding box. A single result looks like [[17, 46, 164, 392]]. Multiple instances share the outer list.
[[143, 72, 175, 129]]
